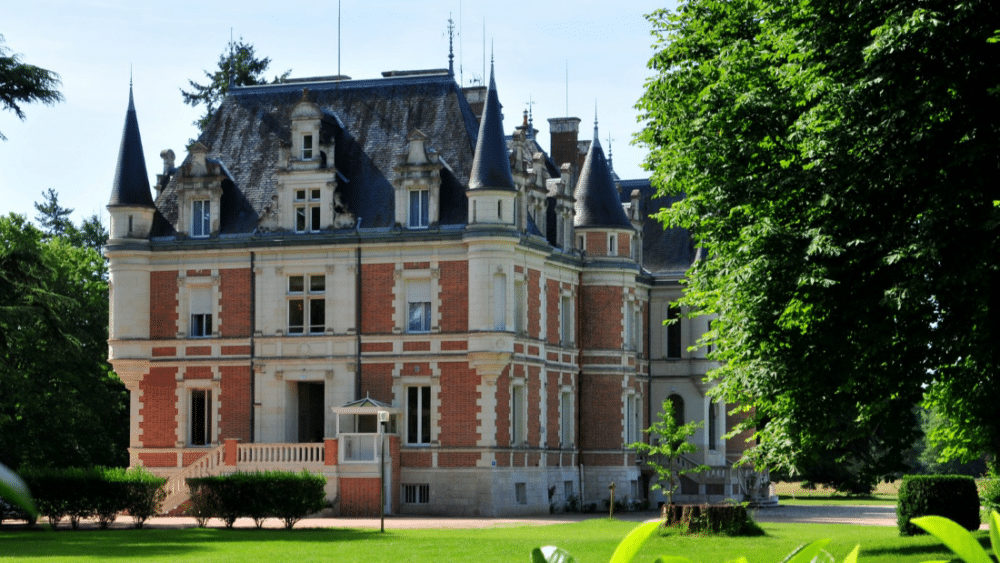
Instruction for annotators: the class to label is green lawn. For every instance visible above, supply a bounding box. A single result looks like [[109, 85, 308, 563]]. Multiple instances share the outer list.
[[0, 519, 989, 563]]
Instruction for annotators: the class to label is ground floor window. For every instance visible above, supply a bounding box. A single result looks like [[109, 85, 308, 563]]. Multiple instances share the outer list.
[[402, 483, 429, 504], [190, 389, 212, 446]]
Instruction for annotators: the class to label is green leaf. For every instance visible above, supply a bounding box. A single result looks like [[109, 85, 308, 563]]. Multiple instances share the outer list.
[[989, 510, 1000, 561], [609, 521, 660, 563], [782, 540, 830, 563], [653, 557, 695, 563], [530, 546, 577, 563], [724, 558, 750, 563], [911, 516, 992, 563], [0, 462, 38, 519], [840, 545, 860, 563]]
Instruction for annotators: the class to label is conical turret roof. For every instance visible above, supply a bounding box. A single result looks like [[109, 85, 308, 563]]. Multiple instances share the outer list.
[[108, 85, 154, 208], [468, 62, 514, 191], [574, 122, 632, 229]]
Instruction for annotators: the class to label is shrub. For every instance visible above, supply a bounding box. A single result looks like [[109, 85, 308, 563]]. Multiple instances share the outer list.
[[187, 470, 326, 529], [119, 467, 166, 529], [661, 503, 764, 536], [897, 474, 980, 535]]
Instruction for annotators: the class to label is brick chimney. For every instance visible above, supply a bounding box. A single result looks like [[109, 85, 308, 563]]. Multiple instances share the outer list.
[[463, 86, 488, 124], [548, 117, 581, 170]]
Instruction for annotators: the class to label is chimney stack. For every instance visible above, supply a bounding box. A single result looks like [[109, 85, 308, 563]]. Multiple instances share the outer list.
[[548, 117, 581, 170]]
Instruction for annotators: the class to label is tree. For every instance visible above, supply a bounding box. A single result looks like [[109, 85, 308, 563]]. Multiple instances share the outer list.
[[181, 38, 290, 131], [629, 398, 708, 504], [33, 188, 74, 238], [0, 34, 63, 141], [635, 0, 1000, 486], [0, 213, 127, 470]]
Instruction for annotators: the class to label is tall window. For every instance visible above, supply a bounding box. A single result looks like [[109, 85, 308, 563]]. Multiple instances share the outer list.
[[492, 273, 506, 331], [625, 395, 635, 444], [666, 305, 681, 358], [512, 384, 526, 446], [409, 189, 429, 228], [288, 274, 325, 334], [609, 233, 617, 256], [514, 280, 526, 335], [560, 391, 573, 448], [190, 389, 212, 446], [295, 189, 322, 233], [189, 286, 212, 338], [407, 386, 431, 445], [192, 200, 210, 238], [560, 295, 573, 346], [407, 280, 431, 333], [709, 402, 718, 451], [302, 134, 313, 160], [668, 394, 685, 426]]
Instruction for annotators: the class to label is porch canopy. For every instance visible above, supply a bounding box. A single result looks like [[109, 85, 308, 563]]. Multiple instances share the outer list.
[[331, 397, 399, 436]]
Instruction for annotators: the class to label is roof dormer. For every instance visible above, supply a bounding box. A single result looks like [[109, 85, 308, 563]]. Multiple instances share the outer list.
[[175, 142, 225, 238], [394, 129, 443, 229], [288, 88, 330, 171]]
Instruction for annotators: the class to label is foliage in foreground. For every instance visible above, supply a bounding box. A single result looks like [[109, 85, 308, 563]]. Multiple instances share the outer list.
[[636, 0, 1000, 491], [187, 471, 327, 529], [0, 33, 64, 141], [533, 511, 1000, 563]]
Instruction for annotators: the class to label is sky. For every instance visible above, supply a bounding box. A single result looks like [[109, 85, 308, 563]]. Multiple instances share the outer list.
[[1, 0, 675, 228]]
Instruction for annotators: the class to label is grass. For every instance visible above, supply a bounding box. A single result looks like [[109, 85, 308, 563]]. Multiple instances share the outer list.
[[0, 518, 990, 563], [775, 480, 899, 505]]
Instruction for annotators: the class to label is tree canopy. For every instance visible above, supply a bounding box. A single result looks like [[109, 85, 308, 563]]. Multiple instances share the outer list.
[[636, 0, 999, 487], [0, 211, 124, 470], [0, 34, 63, 141], [181, 38, 290, 132]]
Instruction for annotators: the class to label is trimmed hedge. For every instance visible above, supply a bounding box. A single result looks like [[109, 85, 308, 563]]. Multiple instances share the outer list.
[[18, 467, 165, 529], [897, 474, 980, 535], [187, 470, 326, 529], [661, 503, 764, 536]]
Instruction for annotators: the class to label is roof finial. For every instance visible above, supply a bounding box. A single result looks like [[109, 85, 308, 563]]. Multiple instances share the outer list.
[[447, 13, 456, 77], [594, 102, 599, 138], [527, 94, 535, 139], [607, 133, 615, 170], [227, 29, 235, 91]]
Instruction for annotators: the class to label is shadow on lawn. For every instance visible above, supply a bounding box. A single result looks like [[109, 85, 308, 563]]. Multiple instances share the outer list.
[[0, 527, 384, 560], [861, 532, 992, 558]]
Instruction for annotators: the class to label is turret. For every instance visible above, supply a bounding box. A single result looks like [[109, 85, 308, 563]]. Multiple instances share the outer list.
[[573, 118, 634, 259], [466, 61, 516, 228], [107, 85, 155, 241]]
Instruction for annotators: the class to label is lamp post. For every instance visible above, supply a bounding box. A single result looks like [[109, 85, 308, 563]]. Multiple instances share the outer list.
[[609, 481, 616, 519], [378, 410, 389, 533]]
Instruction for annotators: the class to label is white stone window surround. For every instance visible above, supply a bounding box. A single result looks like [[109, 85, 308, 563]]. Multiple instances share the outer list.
[[191, 199, 211, 238], [176, 377, 220, 448], [286, 273, 326, 335], [177, 274, 220, 339], [394, 267, 440, 334], [511, 379, 527, 447], [559, 290, 575, 347], [293, 188, 323, 233], [559, 386, 573, 449], [623, 391, 641, 445], [408, 188, 430, 229]]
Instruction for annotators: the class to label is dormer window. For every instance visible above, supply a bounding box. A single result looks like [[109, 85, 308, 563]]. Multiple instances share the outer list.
[[302, 135, 313, 160], [295, 189, 322, 233], [409, 189, 429, 229], [192, 200, 211, 238], [609, 233, 617, 256]]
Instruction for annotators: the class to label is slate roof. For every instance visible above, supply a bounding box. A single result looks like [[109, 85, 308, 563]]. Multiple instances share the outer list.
[[467, 65, 515, 191], [108, 86, 155, 208], [152, 73, 481, 235], [618, 179, 699, 276], [574, 130, 632, 230]]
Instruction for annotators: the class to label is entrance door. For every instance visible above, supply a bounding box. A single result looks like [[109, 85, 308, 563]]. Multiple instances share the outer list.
[[297, 381, 325, 443]]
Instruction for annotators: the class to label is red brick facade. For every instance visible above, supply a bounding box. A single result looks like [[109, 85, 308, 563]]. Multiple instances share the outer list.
[[439, 261, 468, 332], [219, 268, 251, 337], [438, 362, 480, 448], [579, 286, 624, 350], [361, 263, 395, 334], [149, 271, 178, 339], [219, 365, 251, 443], [139, 367, 178, 448]]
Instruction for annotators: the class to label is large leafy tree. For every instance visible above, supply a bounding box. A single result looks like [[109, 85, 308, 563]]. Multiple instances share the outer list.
[[0, 34, 63, 141], [0, 213, 126, 469], [181, 38, 290, 131], [636, 0, 1000, 487]]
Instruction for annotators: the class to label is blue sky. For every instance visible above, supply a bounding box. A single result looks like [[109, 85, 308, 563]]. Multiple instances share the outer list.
[[1, 0, 674, 227]]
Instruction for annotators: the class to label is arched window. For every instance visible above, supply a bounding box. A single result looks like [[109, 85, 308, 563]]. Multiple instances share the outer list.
[[667, 394, 684, 426], [709, 402, 718, 451]]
